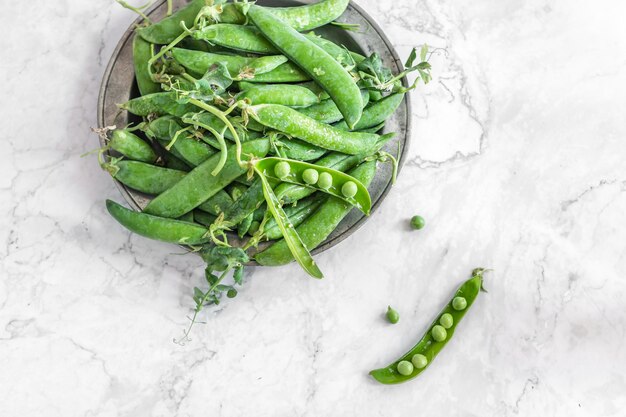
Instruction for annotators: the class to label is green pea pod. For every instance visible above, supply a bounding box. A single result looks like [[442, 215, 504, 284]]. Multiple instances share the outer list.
[[144, 139, 270, 218], [299, 81, 330, 100], [255, 160, 377, 266], [256, 157, 372, 215], [242, 55, 289, 78], [194, 210, 217, 227], [103, 160, 185, 195], [276, 139, 326, 162], [120, 92, 196, 117], [239, 84, 319, 108], [248, 5, 363, 128], [197, 189, 234, 216], [255, 167, 323, 279], [178, 211, 194, 223], [106, 200, 210, 245], [171, 48, 292, 80], [304, 32, 365, 65], [334, 93, 405, 131], [221, 0, 349, 31], [251, 63, 310, 83], [264, 196, 325, 240], [145, 117, 217, 166], [132, 34, 160, 95], [275, 153, 359, 204], [192, 24, 279, 54], [271, 0, 350, 31], [137, 0, 205, 44], [274, 130, 393, 204], [359, 122, 385, 133], [108, 129, 157, 163], [369, 269, 486, 384], [250, 104, 378, 155], [165, 153, 192, 172], [298, 90, 370, 124]]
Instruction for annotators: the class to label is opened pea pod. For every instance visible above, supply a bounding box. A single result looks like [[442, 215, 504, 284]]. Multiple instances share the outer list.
[[369, 269, 487, 384], [255, 157, 372, 215]]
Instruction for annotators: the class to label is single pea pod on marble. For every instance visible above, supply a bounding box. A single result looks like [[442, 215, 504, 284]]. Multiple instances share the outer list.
[[255, 160, 377, 267], [255, 157, 372, 215], [369, 269, 487, 385]]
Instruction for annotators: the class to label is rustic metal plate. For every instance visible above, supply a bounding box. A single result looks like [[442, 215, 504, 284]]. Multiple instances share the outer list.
[[98, 0, 411, 264]]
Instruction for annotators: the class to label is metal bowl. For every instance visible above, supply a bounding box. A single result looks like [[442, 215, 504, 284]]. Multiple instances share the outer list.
[[98, 0, 411, 262]]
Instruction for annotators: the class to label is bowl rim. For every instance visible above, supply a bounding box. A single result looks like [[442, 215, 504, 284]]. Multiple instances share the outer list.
[[97, 0, 412, 261]]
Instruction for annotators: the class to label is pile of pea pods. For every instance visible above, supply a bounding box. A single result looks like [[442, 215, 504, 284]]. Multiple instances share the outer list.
[[99, 0, 431, 317]]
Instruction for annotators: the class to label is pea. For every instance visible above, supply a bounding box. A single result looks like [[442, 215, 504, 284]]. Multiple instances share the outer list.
[[439, 313, 453, 329], [317, 172, 333, 189], [341, 181, 358, 198], [386, 306, 399, 324], [411, 354, 428, 370], [302, 168, 319, 185], [452, 296, 467, 311], [396, 360, 414, 376], [274, 161, 291, 179], [227, 288, 238, 298], [431, 325, 447, 342], [410, 215, 425, 230]]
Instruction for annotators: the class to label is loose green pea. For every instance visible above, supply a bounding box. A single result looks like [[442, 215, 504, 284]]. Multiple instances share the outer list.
[[341, 181, 358, 198], [410, 215, 425, 230], [396, 360, 414, 376], [411, 354, 428, 369], [386, 306, 399, 324], [452, 296, 467, 311], [302, 168, 319, 185], [274, 161, 291, 179], [431, 325, 447, 342], [317, 172, 333, 189], [439, 313, 453, 329], [227, 288, 238, 298]]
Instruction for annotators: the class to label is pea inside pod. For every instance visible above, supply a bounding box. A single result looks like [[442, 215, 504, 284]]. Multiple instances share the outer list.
[[369, 269, 487, 384], [255, 157, 372, 215]]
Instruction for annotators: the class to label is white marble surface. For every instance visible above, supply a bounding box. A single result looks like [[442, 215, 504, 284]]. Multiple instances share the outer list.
[[1, 0, 626, 415]]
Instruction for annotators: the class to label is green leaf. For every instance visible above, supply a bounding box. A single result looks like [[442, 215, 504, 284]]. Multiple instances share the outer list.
[[405, 47, 417, 68], [233, 266, 244, 285], [201, 246, 249, 272], [420, 44, 428, 62]]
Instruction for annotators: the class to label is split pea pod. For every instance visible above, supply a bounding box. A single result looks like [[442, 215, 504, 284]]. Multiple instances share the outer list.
[[248, 5, 363, 128], [106, 200, 210, 245], [369, 269, 487, 384], [220, 0, 349, 31], [249, 104, 380, 155], [192, 24, 279, 54], [103, 160, 185, 195], [255, 160, 377, 266], [137, 0, 204, 44], [144, 138, 270, 218], [132, 34, 160, 96], [256, 157, 372, 214], [238, 84, 320, 108], [107, 129, 157, 163]]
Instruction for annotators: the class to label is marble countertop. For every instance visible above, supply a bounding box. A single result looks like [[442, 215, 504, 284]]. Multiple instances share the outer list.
[[2, 0, 625, 415]]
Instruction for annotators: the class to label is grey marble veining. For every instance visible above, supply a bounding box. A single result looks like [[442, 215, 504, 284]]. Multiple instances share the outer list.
[[1, 0, 625, 416]]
